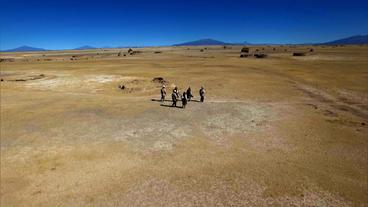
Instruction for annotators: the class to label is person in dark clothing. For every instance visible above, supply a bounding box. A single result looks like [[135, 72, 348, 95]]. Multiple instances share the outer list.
[[173, 86, 179, 98], [199, 86, 205, 102], [182, 92, 188, 108], [160, 85, 166, 102], [186, 87, 193, 101], [171, 92, 177, 107]]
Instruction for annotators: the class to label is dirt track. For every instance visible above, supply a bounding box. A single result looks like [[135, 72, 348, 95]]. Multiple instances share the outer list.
[[1, 45, 367, 206]]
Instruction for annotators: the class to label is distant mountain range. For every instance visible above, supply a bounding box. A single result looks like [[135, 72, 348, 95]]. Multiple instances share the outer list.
[[173, 35, 368, 46], [173, 39, 231, 46], [322, 35, 368, 45], [73, 45, 97, 50], [2, 45, 46, 52], [173, 38, 251, 46], [2, 35, 367, 52]]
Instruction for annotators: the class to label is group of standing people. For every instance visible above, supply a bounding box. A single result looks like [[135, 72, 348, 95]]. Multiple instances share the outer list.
[[160, 86, 205, 108]]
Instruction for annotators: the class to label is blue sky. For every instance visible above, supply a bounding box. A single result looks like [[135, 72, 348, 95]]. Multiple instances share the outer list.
[[1, 0, 367, 50]]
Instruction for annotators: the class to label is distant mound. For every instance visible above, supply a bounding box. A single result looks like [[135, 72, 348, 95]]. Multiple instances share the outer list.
[[74, 45, 97, 50], [3, 46, 46, 52], [173, 39, 230, 46], [323, 35, 368, 45]]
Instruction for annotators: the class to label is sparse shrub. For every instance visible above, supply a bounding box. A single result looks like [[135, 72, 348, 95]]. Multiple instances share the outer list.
[[152, 77, 168, 84], [293, 52, 306, 56], [241, 47, 249, 53], [240, 54, 250, 58], [118, 84, 125, 90], [0, 58, 15, 62], [254, 54, 267, 58]]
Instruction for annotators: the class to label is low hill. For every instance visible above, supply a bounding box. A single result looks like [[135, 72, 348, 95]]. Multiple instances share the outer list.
[[173, 39, 230, 46], [74, 45, 97, 50], [323, 35, 368, 45], [3, 46, 46, 52]]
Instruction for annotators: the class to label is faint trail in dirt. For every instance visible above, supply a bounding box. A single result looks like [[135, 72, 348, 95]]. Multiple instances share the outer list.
[[246, 66, 368, 120], [295, 84, 368, 120]]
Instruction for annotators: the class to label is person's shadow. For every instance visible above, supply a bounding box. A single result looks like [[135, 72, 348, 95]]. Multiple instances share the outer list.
[[151, 98, 182, 108], [160, 104, 182, 108], [151, 98, 173, 103], [152, 98, 201, 108]]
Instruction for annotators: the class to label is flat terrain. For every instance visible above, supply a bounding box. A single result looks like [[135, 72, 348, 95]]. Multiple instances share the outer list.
[[1, 45, 367, 206]]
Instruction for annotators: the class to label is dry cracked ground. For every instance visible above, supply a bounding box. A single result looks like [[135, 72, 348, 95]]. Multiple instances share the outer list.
[[1, 45, 367, 206]]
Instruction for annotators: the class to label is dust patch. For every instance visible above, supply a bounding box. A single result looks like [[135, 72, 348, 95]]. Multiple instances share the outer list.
[[96, 178, 352, 207], [291, 55, 355, 61], [198, 103, 268, 144], [110, 102, 271, 151], [23, 74, 158, 94]]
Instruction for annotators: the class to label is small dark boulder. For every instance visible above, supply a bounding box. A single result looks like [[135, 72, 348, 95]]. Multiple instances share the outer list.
[[118, 84, 125, 90], [293, 52, 306, 56], [241, 47, 249, 53], [240, 54, 250, 58], [254, 54, 267, 58]]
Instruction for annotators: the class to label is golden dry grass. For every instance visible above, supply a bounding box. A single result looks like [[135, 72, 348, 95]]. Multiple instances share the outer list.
[[1, 45, 367, 206]]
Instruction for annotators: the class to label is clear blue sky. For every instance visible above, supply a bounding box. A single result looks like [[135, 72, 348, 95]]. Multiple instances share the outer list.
[[1, 0, 367, 50]]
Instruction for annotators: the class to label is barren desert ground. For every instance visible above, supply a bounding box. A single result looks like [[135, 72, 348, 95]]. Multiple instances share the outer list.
[[1, 45, 367, 206]]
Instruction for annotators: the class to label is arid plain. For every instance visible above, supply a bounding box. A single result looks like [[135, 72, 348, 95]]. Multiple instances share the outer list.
[[1, 45, 367, 206]]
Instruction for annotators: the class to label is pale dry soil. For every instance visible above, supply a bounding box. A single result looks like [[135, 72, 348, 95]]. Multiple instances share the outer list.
[[1, 45, 367, 206]]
